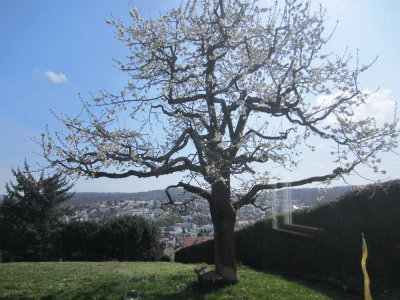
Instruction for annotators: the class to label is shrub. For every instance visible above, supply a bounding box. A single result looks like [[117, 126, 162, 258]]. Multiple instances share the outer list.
[[101, 215, 162, 261], [60, 215, 163, 261], [175, 239, 214, 264], [160, 254, 172, 262], [60, 220, 102, 260]]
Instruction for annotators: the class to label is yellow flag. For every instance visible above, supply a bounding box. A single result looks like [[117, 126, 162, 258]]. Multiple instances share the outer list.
[[361, 233, 372, 300]]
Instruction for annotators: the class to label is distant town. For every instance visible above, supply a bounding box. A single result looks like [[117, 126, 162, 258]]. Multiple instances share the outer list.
[[65, 186, 352, 257]]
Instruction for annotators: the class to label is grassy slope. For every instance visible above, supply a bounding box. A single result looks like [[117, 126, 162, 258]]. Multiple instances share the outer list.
[[0, 261, 355, 300]]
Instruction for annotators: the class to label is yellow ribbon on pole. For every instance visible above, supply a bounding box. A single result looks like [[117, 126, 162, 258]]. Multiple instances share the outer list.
[[361, 233, 372, 300]]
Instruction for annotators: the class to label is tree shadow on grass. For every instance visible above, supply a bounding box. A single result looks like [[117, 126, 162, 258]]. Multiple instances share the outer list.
[[28, 279, 227, 300], [140, 280, 231, 300], [282, 275, 400, 300], [267, 271, 362, 300]]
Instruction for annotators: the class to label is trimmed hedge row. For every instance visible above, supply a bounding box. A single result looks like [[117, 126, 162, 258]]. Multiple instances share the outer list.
[[175, 180, 400, 295], [61, 215, 163, 261], [1, 215, 163, 262]]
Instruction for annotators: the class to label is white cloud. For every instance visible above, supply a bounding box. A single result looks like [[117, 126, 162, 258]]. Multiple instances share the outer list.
[[315, 94, 335, 107], [315, 89, 396, 124], [44, 70, 68, 83], [354, 89, 396, 122]]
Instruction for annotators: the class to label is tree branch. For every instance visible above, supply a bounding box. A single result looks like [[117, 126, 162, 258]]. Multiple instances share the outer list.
[[164, 181, 212, 206], [233, 164, 358, 211]]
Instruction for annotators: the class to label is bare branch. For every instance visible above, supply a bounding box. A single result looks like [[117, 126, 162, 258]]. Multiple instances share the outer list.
[[164, 181, 212, 206], [234, 164, 358, 211]]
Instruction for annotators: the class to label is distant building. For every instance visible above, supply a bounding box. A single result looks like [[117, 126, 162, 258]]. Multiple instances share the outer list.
[[182, 234, 213, 248], [198, 224, 214, 236], [176, 222, 195, 233], [237, 220, 250, 227], [181, 215, 193, 222]]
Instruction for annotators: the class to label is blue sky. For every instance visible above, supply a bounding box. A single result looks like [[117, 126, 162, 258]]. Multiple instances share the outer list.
[[1, 0, 399, 193]]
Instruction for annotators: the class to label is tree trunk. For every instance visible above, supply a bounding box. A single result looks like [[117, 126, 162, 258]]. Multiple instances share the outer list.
[[210, 181, 238, 283]]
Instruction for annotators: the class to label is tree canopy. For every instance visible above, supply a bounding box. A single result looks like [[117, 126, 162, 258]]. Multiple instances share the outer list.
[[42, 0, 398, 201], [40, 0, 399, 281]]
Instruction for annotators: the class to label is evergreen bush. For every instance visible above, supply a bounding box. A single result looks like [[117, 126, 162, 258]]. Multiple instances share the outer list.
[[0, 163, 73, 261]]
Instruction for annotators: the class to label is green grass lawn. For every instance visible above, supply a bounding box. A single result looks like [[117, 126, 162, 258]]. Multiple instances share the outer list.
[[0, 261, 358, 299]]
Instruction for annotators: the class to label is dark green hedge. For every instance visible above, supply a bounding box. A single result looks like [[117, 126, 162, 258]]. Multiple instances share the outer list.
[[60, 215, 163, 261], [175, 180, 400, 294], [174, 238, 214, 264]]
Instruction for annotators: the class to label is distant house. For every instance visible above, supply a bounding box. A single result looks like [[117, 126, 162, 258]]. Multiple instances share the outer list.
[[198, 224, 214, 236], [165, 225, 183, 236], [143, 211, 154, 220], [177, 222, 195, 233], [182, 234, 213, 248], [181, 215, 193, 222], [237, 220, 250, 227]]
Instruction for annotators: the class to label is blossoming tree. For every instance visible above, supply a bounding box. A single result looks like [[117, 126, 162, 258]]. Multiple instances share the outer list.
[[41, 0, 399, 282]]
